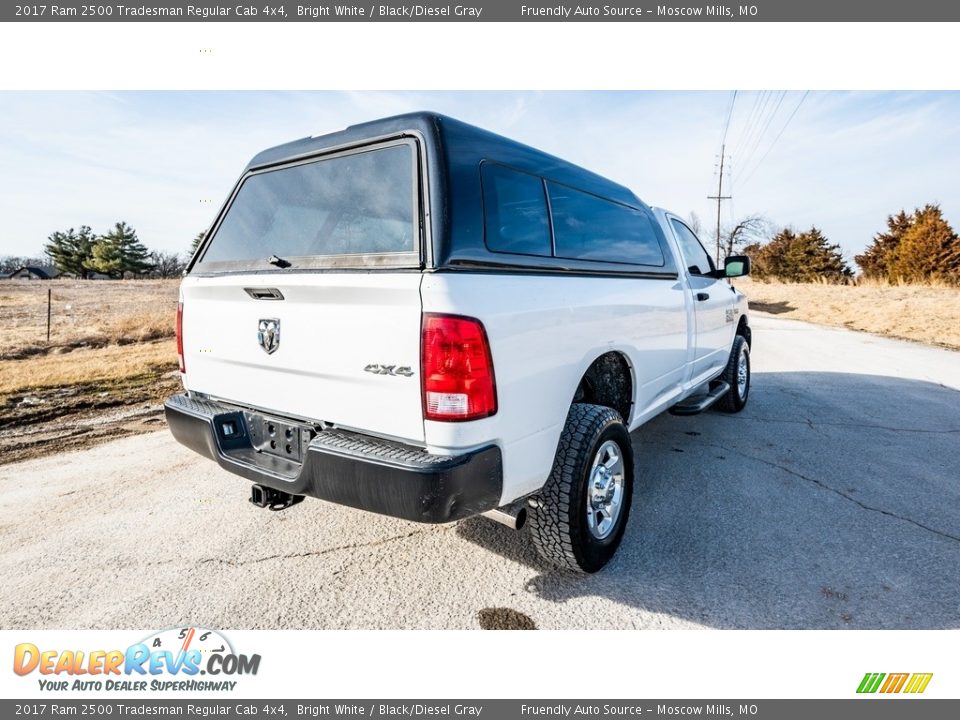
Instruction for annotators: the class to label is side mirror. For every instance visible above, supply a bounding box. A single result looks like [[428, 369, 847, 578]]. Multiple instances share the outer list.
[[724, 255, 751, 278]]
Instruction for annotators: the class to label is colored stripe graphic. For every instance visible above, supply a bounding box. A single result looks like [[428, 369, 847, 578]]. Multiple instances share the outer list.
[[904, 673, 934, 694], [880, 673, 909, 693], [857, 673, 885, 693], [857, 672, 932, 694]]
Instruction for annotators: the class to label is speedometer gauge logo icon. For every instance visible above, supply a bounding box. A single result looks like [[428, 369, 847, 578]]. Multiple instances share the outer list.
[[141, 626, 235, 670]]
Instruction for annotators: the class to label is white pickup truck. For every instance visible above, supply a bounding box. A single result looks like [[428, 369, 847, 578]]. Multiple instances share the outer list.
[[166, 112, 752, 573]]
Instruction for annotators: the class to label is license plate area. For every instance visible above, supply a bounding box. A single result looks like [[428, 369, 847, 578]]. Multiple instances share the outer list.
[[243, 411, 313, 464]]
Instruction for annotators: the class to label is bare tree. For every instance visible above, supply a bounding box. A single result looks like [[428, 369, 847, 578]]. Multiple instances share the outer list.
[[723, 214, 771, 259], [687, 212, 703, 237], [1, 255, 48, 274], [150, 251, 187, 278]]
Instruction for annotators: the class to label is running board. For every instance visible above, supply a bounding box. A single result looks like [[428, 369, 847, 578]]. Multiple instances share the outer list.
[[669, 381, 731, 416]]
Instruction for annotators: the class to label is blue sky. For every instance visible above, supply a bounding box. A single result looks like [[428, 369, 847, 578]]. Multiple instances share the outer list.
[[1, 91, 958, 265]]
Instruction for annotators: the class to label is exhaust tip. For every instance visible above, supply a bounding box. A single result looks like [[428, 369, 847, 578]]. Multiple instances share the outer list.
[[481, 505, 527, 531], [515, 507, 527, 531]]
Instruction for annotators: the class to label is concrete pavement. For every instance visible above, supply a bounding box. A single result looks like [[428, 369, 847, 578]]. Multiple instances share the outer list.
[[1, 315, 958, 629]]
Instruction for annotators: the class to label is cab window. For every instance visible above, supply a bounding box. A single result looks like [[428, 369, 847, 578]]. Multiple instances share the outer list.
[[670, 219, 714, 276]]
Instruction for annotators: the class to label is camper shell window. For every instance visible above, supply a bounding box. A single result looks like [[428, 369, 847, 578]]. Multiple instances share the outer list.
[[480, 162, 666, 269], [480, 163, 552, 257], [195, 140, 419, 272], [548, 182, 665, 267]]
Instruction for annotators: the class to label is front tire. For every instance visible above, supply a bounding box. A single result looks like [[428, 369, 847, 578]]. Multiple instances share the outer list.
[[716, 334, 750, 413], [528, 404, 634, 573]]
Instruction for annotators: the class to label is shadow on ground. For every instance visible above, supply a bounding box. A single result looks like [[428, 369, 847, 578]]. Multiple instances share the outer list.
[[748, 300, 794, 315], [456, 371, 960, 629]]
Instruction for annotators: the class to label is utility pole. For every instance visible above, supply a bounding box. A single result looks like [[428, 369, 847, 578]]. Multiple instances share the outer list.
[[707, 143, 732, 264]]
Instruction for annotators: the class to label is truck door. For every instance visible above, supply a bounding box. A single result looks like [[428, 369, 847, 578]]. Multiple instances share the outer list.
[[667, 218, 735, 382]]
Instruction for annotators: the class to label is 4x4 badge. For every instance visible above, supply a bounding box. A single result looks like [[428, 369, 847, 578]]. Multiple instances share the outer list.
[[257, 318, 280, 355], [364, 364, 414, 377]]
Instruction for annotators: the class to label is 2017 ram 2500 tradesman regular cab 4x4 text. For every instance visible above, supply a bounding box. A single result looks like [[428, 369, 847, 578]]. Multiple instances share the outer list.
[[165, 112, 752, 573]]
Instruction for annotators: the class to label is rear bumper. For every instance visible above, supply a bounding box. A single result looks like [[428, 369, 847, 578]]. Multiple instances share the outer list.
[[164, 392, 502, 523]]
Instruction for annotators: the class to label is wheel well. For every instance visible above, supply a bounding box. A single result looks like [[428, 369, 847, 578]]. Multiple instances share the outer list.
[[572, 352, 633, 422], [737, 316, 752, 347]]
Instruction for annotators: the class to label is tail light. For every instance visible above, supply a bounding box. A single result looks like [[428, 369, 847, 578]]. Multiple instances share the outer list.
[[421, 313, 497, 422], [176, 301, 185, 373]]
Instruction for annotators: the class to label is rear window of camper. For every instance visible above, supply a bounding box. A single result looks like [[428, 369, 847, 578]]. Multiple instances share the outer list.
[[197, 142, 417, 271]]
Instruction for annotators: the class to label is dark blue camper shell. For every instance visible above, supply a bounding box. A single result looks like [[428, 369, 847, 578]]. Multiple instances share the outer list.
[[190, 111, 678, 278]]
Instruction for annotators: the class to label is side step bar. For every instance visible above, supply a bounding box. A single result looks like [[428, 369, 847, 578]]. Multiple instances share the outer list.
[[669, 381, 731, 416]]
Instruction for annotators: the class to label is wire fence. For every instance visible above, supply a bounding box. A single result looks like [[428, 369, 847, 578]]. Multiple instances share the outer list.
[[0, 278, 178, 357]]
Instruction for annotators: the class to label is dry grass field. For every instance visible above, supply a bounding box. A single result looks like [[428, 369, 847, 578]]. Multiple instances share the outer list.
[[1, 279, 178, 360], [741, 278, 960, 351], [0, 279, 180, 463], [0, 340, 176, 396], [0, 275, 957, 465]]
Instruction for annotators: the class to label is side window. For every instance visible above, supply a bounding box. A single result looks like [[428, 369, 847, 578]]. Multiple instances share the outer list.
[[547, 183, 665, 266], [670, 219, 714, 276], [481, 163, 551, 257]]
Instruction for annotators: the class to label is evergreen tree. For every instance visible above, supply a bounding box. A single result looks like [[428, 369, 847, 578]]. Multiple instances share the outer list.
[[855, 210, 911, 279], [91, 222, 154, 278], [43, 225, 97, 278], [43, 228, 77, 274], [785, 227, 852, 282], [190, 231, 205, 256], [886, 205, 960, 282], [744, 228, 796, 279], [745, 226, 851, 283], [74, 225, 97, 278], [855, 205, 960, 283]]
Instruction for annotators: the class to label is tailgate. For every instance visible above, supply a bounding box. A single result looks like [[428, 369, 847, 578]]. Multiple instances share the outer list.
[[180, 272, 425, 444]]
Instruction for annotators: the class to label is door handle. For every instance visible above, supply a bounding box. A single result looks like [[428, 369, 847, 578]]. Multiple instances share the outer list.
[[244, 287, 285, 300], [696, 292, 710, 302]]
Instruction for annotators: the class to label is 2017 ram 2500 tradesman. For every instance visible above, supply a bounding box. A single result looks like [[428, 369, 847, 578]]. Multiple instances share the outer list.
[[165, 112, 752, 573]]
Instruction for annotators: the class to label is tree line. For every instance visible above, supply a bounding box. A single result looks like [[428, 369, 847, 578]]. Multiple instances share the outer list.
[[7, 206, 959, 284], [732, 203, 959, 284], [854, 204, 960, 283], [0, 224, 206, 279]]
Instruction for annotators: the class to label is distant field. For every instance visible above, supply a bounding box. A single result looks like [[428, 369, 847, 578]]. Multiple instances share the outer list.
[[0, 339, 176, 396], [1, 274, 957, 464], [0, 278, 178, 360], [741, 278, 960, 351], [0, 279, 180, 463]]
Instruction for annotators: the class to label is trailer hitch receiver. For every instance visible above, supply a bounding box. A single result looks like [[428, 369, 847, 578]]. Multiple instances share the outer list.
[[250, 484, 304, 511]]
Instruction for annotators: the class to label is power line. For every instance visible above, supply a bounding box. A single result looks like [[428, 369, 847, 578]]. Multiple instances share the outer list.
[[708, 91, 737, 191], [739, 91, 810, 188], [734, 91, 785, 177], [730, 90, 762, 160], [735, 90, 787, 179], [719, 90, 738, 147], [730, 90, 768, 164]]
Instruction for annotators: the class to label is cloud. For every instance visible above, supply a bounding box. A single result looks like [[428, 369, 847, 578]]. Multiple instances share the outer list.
[[0, 91, 957, 263]]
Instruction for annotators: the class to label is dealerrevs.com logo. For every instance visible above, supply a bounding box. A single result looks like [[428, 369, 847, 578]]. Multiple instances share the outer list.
[[13, 627, 260, 692]]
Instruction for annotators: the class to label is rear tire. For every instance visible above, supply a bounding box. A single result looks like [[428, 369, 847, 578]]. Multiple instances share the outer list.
[[528, 404, 634, 573], [716, 334, 750, 413]]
